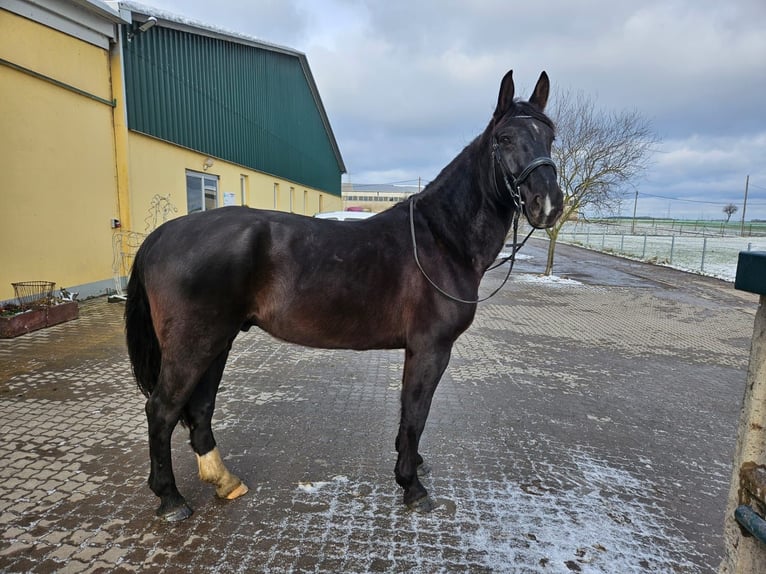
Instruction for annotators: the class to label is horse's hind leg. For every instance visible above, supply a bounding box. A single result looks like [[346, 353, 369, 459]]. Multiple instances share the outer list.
[[395, 343, 452, 511], [184, 345, 248, 500], [145, 355, 211, 521]]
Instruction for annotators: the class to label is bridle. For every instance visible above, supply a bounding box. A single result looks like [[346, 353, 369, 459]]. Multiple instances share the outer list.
[[490, 115, 558, 215], [409, 115, 557, 305]]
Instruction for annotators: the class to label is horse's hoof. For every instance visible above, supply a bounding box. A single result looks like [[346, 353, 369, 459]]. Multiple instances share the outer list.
[[221, 482, 249, 500], [407, 495, 436, 513], [158, 502, 193, 522]]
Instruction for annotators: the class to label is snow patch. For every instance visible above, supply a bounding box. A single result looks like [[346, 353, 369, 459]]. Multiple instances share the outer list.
[[283, 448, 699, 572], [297, 475, 349, 494], [497, 252, 534, 261], [516, 273, 583, 286], [297, 481, 329, 494], [118, 1, 298, 54]]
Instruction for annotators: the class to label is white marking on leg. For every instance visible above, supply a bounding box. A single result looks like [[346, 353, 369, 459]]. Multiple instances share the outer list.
[[196, 447, 249, 499]]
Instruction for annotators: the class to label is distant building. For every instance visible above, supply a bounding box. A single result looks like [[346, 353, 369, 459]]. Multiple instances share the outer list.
[[342, 183, 420, 213]]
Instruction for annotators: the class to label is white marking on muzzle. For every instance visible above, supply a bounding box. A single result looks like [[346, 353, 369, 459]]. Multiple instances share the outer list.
[[543, 194, 553, 217]]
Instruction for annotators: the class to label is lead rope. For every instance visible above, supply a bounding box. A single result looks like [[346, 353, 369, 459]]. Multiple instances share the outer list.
[[409, 199, 533, 305]]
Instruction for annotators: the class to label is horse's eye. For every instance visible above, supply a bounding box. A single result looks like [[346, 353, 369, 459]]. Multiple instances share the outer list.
[[499, 135, 511, 145]]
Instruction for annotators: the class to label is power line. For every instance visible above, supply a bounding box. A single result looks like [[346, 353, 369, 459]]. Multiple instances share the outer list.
[[640, 192, 731, 205], [639, 192, 766, 206]]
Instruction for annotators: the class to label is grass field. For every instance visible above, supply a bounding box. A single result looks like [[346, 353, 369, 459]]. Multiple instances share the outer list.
[[570, 218, 766, 238], [555, 219, 766, 281]]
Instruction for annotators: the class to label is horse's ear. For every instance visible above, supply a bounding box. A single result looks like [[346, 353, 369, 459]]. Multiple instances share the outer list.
[[494, 70, 515, 121], [529, 71, 550, 111]]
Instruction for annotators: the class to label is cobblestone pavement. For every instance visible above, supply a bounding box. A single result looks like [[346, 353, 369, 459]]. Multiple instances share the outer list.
[[0, 239, 758, 573]]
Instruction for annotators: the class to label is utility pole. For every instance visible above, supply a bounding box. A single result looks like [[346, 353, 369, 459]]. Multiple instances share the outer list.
[[631, 190, 638, 234], [741, 175, 750, 236]]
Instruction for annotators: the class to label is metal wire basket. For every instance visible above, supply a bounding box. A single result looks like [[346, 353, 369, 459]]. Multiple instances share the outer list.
[[12, 281, 56, 310]]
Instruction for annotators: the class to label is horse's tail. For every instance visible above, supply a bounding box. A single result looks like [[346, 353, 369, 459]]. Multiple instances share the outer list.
[[125, 249, 160, 399]]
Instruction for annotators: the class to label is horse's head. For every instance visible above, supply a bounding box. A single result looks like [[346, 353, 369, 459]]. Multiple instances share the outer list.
[[490, 70, 563, 229]]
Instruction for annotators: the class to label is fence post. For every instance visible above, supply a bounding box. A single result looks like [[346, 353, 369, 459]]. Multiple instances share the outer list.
[[642, 234, 647, 259], [670, 235, 676, 264], [620, 234, 625, 253], [702, 238, 708, 271]]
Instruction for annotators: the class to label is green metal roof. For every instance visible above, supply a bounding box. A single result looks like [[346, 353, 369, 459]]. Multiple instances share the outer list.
[[120, 4, 345, 195]]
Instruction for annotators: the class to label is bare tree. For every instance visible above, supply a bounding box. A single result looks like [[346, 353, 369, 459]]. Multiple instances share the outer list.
[[543, 90, 660, 275], [723, 203, 738, 223]]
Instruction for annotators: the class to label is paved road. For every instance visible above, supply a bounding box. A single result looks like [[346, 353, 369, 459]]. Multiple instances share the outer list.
[[0, 239, 758, 573]]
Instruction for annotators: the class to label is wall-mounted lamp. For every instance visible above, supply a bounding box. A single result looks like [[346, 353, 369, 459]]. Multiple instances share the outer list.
[[203, 157, 215, 171], [138, 17, 157, 33], [128, 16, 157, 41]]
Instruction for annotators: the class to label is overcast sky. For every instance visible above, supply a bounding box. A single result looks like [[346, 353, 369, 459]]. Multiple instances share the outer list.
[[130, 0, 766, 220]]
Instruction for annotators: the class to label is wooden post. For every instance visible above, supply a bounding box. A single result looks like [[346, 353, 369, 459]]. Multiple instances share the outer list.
[[721, 253, 766, 573]]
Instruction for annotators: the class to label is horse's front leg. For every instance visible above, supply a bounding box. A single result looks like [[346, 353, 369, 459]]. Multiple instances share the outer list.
[[395, 343, 452, 511]]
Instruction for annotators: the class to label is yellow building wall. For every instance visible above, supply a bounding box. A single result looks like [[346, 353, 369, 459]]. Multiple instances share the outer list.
[[0, 10, 118, 302], [127, 132, 342, 233]]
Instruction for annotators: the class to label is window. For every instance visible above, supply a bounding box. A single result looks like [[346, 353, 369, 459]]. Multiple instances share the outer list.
[[186, 171, 218, 214], [289, 187, 295, 212], [273, 183, 279, 209]]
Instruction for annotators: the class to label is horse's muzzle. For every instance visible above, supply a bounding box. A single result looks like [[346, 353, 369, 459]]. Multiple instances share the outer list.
[[524, 187, 564, 229]]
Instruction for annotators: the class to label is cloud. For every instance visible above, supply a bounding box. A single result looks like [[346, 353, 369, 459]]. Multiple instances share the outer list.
[[628, 132, 766, 219], [655, 135, 766, 180]]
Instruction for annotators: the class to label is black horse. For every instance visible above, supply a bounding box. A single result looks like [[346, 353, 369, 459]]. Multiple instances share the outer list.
[[126, 70, 563, 521]]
